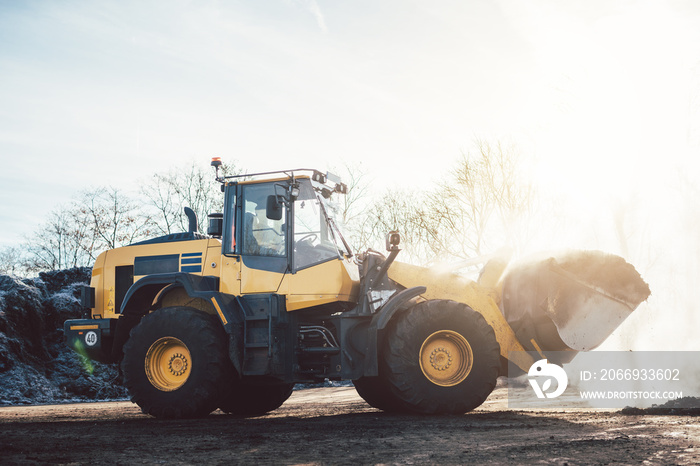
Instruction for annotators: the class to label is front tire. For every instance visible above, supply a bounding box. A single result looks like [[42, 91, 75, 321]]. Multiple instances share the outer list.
[[381, 300, 500, 414], [122, 307, 227, 419]]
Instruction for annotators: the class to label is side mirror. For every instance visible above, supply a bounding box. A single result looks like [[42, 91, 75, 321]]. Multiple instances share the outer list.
[[207, 213, 224, 237], [266, 195, 283, 221]]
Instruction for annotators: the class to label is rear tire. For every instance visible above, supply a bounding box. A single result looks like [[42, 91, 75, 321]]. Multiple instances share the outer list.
[[353, 376, 403, 412], [122, 307, 227, 419], [382, 300, 500, 414], [218, 379, 295, 416]]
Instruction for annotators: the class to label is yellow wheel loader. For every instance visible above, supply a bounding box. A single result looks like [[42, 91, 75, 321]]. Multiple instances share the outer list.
[[64, 161, 650, 418]]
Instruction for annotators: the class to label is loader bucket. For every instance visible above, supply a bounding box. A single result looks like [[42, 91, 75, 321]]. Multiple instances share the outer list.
[[500, 250, 650, 364]]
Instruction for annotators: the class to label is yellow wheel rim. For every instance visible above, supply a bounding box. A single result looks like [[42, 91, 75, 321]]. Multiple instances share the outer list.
[[145, 337, 192, 392], [419, 330, 473, 387]]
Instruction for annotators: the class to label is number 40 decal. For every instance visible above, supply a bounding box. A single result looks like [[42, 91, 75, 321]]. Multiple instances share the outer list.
[[84, 331, 98, 347]]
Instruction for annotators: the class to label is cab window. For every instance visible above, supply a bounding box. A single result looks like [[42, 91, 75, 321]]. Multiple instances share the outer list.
[[241, 184, 286, 257], [223, 185, 236, 255]]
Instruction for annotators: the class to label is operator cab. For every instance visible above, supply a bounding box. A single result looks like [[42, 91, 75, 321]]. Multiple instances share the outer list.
[[213, 164, 358, 310], [219, 169, 351, 270]]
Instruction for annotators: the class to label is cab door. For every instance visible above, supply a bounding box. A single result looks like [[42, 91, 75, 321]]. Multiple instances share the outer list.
[[284, 180, 358, 310], [236, 182, 289, 294]]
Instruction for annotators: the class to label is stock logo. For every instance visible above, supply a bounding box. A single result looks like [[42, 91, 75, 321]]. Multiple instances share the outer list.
[[528, 359, 568, 399]]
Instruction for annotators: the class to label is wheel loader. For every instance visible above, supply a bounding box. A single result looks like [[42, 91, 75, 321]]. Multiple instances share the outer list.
[[64, 160, 650, 418]]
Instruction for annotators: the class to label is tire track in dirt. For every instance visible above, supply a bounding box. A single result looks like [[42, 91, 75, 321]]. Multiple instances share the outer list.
[[1, 387, 699, 464]]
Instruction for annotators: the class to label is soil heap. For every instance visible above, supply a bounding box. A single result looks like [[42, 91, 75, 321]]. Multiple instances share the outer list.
[[0, 268, 126, 405]]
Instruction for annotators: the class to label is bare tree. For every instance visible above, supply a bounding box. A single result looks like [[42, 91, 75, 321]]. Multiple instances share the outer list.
[[334, 162, 372, 226], [0, 246, 27, 276], [21, 160, 242, 273], [141, 161, 240, 235], [427, 140, 535, 260], [24, 187, 154, 272], [354, 140, 535, 265], [349, 188, 437, 264], [18, 150, 534, 272], [25, 207, 84, 272], [81, 187, 154, 250], [326, 162, 374, 254], [140, 173, 180, 236]]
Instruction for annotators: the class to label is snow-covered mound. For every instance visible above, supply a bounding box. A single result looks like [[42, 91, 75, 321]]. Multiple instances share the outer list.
[[0, 268, 127, 405]]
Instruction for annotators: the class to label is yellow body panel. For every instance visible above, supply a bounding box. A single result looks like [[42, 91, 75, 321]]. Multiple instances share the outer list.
[[219, 257, 241, 296], [94, 234, 358, 316], [202, 243, 223, 277], [90, 252, 106, 318], [95, 239, 220, 318], [283, 258, 360, 311], [240, 264, 285, 294], [388, 261, 535, 372]]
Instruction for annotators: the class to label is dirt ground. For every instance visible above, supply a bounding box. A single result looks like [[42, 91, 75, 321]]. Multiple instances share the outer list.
[[1, 385, 698, 465]]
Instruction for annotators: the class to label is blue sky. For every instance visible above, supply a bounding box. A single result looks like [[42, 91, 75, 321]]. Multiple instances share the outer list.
[[1, 0, 700, 250], [3, 0, 700, 351]]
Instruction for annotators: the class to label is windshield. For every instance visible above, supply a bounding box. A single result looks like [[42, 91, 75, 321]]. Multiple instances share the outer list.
[[317, 189, 352, 257], [293, 180, 351, 271]]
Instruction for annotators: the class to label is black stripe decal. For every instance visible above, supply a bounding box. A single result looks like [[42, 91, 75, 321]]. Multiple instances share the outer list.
[[134, 254, 180, 276], [181, 257, 202, 265], [181, 265, 203, 273]]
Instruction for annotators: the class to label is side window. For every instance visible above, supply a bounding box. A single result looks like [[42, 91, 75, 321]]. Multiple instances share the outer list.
[[241, 184, 286, 257], [223, 187, 237, 254]]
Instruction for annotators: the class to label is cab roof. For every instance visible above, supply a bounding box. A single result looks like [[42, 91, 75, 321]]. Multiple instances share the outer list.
[[218, 168, 347, 193]]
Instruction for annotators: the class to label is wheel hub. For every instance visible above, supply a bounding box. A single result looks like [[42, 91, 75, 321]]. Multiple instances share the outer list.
[[169, 353, 188, 376], [419, 330, 473, 387], [429, 347, 453, 371], [145, 337, 192, 392]]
